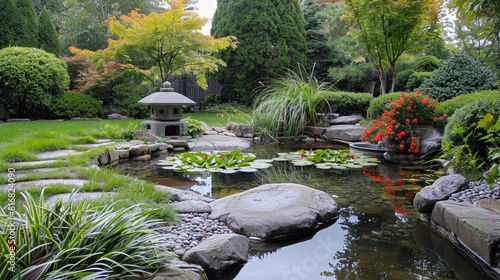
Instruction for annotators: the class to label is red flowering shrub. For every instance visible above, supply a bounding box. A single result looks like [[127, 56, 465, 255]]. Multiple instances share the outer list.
[[361, 91, 446, 153]]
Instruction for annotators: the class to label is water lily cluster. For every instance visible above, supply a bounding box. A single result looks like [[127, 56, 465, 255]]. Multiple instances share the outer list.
[[361, 91, 446, 153]]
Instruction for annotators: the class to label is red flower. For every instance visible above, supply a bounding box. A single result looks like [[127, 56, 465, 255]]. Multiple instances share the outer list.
[[400, 144, 405, 149], [413, 118, 418, 123], [407, 106, 412, 111], [405, 119, 410, 124]]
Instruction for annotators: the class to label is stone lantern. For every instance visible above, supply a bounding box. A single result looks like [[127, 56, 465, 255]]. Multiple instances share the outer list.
[[138, 81, 196, 136]]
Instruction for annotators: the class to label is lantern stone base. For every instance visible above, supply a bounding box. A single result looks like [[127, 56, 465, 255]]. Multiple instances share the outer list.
[[142, 120, 188, 137]]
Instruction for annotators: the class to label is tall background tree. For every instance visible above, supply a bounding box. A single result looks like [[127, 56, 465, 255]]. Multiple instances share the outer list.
[[302, 0, 343, 83], [38, 6, 61, 56], [0, 0, 21, 48], [16, 0, 39, 47], [211, 0, 307, 104], [344, 0, 441, 94]]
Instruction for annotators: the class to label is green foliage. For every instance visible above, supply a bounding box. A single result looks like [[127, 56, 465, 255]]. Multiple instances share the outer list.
[[0, 47, 69, 117], [406, 71, 432, 91], [37, 7, 61, 56], [415, 55, 441, 72], [477, 111, 500, 187], [395, 69, 415, 92], [49, 92, 103, 119], [15, 0, 38, 48], [102, 123, 140, 141], [328, 63, 371, 93], [323, 91, 373, 116], [0, 190, 175, 279], [252, 66, 332, 141], [418, 53, 499, 101], [275, 149, 379, 169], [112, 83, 150, 119], [212, 0, 307, 104], [442, 99, 500, 170], [0, 0, 21, 48], [367, 92, 403, 119], [182, 117, 204, 137], [435, 90, 500, 118]]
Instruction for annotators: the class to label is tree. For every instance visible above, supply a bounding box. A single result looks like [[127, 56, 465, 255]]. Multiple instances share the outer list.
[[302, 0, 344, 82], [69, 0, 236, 89], [0, 47, 69, 117], [16, 0, 38, 47], [344, 0, 441, 94], [211, 0, 307, 104], [38, 6, 61, 56], [0, 0, 21, 48], [451, 0, 500, 36]]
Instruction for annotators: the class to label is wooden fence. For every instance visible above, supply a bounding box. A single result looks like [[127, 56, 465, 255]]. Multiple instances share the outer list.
[[169, 74, 221, 104]]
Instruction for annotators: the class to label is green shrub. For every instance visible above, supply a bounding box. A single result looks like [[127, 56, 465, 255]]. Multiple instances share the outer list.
[[0, 190, 175, 279], [49, 92, 103, 119], [435, 90, 500, 118], [113, 83, 150, 119], [442, 98, 500, 166], [418, 54, 498, 101], [406, 72, 432, 92], [367, 92, 403, 119], [182, 117, 204, 137], [323, 91, 373, 116], [415, 55, 441, 72], [395, 69, 414, 92], [0, 47, 69, 117]]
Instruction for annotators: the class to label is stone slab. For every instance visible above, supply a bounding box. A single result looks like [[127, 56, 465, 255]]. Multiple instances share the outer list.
[[0, 168, 61, 179], [322, 125, 366, 142], [0, 179, 89, 190], [431, 200, 500, 267], [10, 160, 63, 168], [36, 150, 84, 159], [45, 192, 116, 207], [188, 135, 251, 152]]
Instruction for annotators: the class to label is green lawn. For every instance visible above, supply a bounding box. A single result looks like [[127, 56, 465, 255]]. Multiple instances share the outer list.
[[0, 112, 250, 215]]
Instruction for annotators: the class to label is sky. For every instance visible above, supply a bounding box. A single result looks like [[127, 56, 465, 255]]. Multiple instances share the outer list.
[[197, 0, 217, 35]]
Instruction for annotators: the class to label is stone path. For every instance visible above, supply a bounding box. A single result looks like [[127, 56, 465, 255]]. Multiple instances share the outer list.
[[36, 150, 85, 159], [0, 179, 89, 190]]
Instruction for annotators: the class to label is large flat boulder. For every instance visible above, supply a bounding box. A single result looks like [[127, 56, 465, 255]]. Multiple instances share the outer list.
[[209, 183, 339, 240]]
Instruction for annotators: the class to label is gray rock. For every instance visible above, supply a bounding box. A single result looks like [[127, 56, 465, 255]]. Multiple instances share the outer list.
[[322, 125, 366, 142], [129, 144, 150, 156], [109, 150, 120, 163], [209, 183, 339, 240], [117, 149, 130, 159], [152, 262, 205, 280], [155, 185, 214, 203], [201, 121, 214, 134], [302, 126, 326, 138], [98, 152, 109, 165], [135, 130, 161, 143], [418, 125, 442, 154], [131, 154, 151, 161], [413, 174, 469, 213], [229, 124, 255, 138], [169, 139, 190, 148], [182, 234, 249, 276], [172, 200, 212, 213], [107, 113, 126, 119], [328, 115, 364, 125], [188, 135, 251, 152]]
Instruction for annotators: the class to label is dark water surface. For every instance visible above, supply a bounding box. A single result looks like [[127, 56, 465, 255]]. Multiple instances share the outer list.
[[113, 144, 498, 280]]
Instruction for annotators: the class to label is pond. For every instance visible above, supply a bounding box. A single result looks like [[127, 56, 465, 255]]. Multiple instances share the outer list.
[[113, 144, 497, 280]]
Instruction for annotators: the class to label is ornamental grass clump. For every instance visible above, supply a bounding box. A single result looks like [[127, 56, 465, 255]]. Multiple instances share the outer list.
[[0, 190, 175, 279], [361, 91, 446, 153]]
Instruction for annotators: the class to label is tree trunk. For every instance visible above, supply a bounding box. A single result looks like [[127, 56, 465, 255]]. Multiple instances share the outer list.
[[390, 63, 397, 93], [379, 71, 387, 95]]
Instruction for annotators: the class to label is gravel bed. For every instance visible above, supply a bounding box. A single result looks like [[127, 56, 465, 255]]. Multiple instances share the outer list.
[[449, 180, 500, 202], [160, 212, 233, 257]]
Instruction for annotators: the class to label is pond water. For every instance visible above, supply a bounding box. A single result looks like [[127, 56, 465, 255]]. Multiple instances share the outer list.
[[113, 144, 497, 280]]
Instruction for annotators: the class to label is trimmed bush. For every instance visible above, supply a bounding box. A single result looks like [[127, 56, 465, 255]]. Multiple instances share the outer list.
[[323, 91, 373, 116], [435, 90, 500, 118], [113, 83, 150, 119], [406, 71, 432, 92], [49, 92, 103, 119], [367, 92, 403, 119], [415, 55, 441, 72], [395, 69, 414, 92], [0, 47, 69, 117], [442, 98, 500, 164], [417, 54, 498, 101]]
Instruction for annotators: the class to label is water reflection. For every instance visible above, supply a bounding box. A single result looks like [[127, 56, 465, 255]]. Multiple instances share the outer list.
[[112, 147, 497, 280]]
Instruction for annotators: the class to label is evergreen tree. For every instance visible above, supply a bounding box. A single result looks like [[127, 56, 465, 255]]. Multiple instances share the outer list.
[[211, 0, 307, 104], [38, 6, 61, 56], [0, 0, 21, 48], [302, 0, 344, 82], [16, 0, 38, 47]]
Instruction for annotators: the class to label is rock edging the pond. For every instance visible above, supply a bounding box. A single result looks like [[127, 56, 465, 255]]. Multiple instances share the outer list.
[[413, 174, 500, 271]]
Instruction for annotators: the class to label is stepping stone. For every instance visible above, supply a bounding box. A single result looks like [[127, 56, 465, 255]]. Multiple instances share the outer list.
[[0, 168, 61, 179], [73, 142, 115, 149], [45, 192, 116, 207], [10, 160, 64, 168], [0, 179, 89, 191], [36, 150, 84, 159]]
